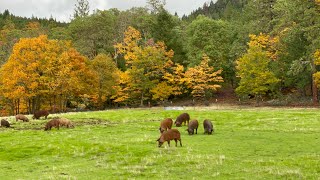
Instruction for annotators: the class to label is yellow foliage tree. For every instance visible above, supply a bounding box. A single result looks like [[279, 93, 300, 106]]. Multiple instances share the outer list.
[[185, 54, 224, 99], [236, 36, 280, 103], [114, 26, 142, 66], [24, 21, 47, 38], [114, 26, 175, 106], [313, 50, 320, 87], [150, 82, 174, 102], [24, 21, 41, 30], [163, 63, 188, 96], [112, 70, 131, 105], [248, 33, 279, 61]]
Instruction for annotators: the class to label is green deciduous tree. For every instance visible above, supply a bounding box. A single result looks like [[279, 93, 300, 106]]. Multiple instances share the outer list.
[[236, 36, 280, 102], [147, 0, 166, 14], [0, 20, 22, 65], [48, 27, 71, 40], [90, 53, 118, 109], [273, 0, 320, 102], [243, 0, 276, 33], [151, 9, 186, 65], [185, 15, 233, 84], [69, 10, 117, 59]]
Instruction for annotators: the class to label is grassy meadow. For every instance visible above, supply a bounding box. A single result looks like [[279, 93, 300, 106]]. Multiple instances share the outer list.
[[0, 107, 320, 179]]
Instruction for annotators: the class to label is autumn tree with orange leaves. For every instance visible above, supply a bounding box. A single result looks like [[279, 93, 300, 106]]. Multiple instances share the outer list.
[[154, 62, 191, 104], [0, 35, 94, 114], [111, 70, 131, 105], [185, 54, 224, 100]]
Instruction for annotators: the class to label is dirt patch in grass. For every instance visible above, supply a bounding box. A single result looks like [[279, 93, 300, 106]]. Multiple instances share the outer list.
[[0, 127, 15, 131], [1, 118, 114, 131], [74, 118, 115, 126], [14, 127, 44, 130]]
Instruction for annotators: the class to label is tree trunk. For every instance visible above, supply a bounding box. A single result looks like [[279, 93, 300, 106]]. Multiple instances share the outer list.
[[312, 76, 318, 105], [17, 99, 19, 114], [255, 94, 261, 107], [98, 82, 103, 110], [140, 92, 144, 106], [28, 99, 32, 114], [9, 99, 14, 116], [53, 95, 56, 113], [60, 94, 66, 112], [312, 62, 318, 105]]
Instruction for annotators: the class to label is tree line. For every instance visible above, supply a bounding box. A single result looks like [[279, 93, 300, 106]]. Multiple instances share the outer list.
[[0, 0, 319, 115]]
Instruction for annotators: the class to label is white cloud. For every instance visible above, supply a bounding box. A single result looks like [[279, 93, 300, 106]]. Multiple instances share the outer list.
[[90, 0, 109, 11], [0, 0, 216, 22], [166, 0, 213, 16]]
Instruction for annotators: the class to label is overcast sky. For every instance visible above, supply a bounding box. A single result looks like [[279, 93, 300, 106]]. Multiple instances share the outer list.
[[0, 0, 215, 22]]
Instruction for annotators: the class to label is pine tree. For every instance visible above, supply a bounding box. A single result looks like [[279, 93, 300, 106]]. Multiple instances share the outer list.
[[73, 0, 90, 19]]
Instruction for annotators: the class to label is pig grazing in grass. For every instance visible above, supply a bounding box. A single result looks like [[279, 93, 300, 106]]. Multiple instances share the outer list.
[[174, 113, 190, 127], [156, 129, 182, 147], [15, 114, 29, 122], [33, 110, 49, 120], [44, 119, 60, 131], [159, 118, 173, 133], [1, 119, 10, 128], [58, 118, 74, 128], [203, 119, 214, 134], [186, 120, 199, 135]]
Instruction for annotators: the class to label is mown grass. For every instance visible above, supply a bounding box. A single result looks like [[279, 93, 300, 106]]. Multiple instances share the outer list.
[[0, 107, 319, 179]]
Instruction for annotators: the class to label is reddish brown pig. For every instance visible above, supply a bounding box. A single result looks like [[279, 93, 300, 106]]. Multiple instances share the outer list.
[[186, 119, 199, 135], [44, 119, 60, 131], [1, 119, 10, 128], [33, 110, 49, 120], [15, 114, 29, 122], [174, 113, 190, 127], [156, 129, 182, 147], [159, 118, 173, 133], [203, 119, 214, 134]]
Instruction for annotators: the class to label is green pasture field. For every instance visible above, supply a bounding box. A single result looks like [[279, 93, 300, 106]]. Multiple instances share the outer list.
[[0, 107, 319, 179]]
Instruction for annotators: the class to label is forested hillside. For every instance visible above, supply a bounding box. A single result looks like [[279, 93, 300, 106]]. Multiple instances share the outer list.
[[183, 0, 247, 20], [0, 0, 320, 115]]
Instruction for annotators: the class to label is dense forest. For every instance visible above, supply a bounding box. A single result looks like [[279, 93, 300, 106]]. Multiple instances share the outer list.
[[0, 0, 320, 115]]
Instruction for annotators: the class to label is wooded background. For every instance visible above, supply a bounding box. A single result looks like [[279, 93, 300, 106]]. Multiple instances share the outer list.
[[0, 0, 320, 115]]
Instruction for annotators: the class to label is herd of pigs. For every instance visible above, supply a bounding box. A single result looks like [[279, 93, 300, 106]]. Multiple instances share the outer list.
[[157, 112, 214, 147], [1, 110, 214, 148], [0, 110, 74, 130]]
